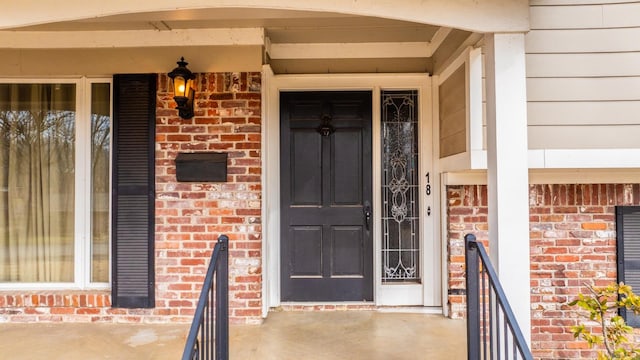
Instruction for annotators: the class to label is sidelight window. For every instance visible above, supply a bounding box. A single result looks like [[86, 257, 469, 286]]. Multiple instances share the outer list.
[[381, 90, 420, 282]]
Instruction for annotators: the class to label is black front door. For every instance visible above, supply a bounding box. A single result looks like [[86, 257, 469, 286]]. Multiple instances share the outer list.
[[280, 91, 373, 301]]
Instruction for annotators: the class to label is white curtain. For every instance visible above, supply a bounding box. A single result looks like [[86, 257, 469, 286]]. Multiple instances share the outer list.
[[0, 84, 75, 282], [90, 83, 110, 283]]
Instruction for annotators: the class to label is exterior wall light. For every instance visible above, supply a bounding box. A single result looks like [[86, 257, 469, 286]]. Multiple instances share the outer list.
[[168, 57, 196, 119]]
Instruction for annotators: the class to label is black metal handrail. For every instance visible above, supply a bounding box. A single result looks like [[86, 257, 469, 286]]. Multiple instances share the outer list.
[[465, 233, 533, 360], [182, 235, 229, 360]]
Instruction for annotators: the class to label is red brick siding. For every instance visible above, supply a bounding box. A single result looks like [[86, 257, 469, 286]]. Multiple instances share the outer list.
[[446, 185, 488, 319], [447, 184, 640, 359], [0, 72, 262, 324], [155, 72, 262, 325], [528, 184, 626, 360]]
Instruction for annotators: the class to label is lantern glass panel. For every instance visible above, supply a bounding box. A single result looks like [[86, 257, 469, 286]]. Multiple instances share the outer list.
[[172, 76, 187, 97], [184, 78, 195, 99]]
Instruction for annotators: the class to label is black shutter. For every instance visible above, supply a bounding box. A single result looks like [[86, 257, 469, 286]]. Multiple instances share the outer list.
[[112, 74, 156, 308], [616, 206, 640, 326]]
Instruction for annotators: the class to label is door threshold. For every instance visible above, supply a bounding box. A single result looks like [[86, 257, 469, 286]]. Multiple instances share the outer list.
[[274, 303, 443, 315], [275, 302, 375, 312], [375, 306, 443, 314]]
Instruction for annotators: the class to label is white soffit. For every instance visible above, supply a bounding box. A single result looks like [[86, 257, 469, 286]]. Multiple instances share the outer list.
[[270, 42, 430, 59], [0, 28, 265, 48], [268, 28, 451, 59]]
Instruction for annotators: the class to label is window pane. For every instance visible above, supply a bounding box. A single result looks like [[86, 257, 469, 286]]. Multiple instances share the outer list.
[[91, 83, 110, 283], [381, 90, 420, 283], [0, 84, 76, 282]]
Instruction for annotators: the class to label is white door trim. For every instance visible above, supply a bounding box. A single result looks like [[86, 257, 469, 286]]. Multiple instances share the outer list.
[[261, 66, 440, 314]]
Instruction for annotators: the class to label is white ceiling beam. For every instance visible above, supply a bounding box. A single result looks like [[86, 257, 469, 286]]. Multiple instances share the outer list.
[[269, 41, 441, 60], [264, 36, 272, 57], [433, 32, 483, 75], [428, 27, 452, 54], [268, 29, 453, 60], [0, 28, 265, 48]]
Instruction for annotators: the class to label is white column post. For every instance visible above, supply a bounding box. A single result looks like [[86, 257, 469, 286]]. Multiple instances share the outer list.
[[484, 33, 531, 343]]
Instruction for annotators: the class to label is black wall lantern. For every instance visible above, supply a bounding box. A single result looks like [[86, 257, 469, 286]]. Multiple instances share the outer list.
[[168, 57, 196, 119]]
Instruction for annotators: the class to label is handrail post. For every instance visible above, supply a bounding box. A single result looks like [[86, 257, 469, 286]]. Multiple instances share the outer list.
[[215, 235, 229, 360], [465, 234, 480, 360]]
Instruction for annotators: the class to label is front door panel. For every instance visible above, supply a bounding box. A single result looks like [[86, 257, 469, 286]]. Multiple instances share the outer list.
[[280, 91, 373, 301]]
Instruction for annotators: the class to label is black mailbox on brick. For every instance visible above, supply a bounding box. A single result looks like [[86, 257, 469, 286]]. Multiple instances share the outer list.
[[175, 152, 228, 182]]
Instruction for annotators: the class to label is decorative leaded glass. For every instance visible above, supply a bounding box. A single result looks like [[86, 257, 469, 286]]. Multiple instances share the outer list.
[[381, 90, 420, 282]]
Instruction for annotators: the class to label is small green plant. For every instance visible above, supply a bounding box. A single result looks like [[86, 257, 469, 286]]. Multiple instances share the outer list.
[[569, 282, 640, 360]]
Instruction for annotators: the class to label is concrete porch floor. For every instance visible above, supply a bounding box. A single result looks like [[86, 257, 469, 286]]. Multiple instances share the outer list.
[[0, 311, 466, 359]]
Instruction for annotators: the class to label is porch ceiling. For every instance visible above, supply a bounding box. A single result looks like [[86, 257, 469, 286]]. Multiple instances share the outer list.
[[16, 8, 438, 37], [3, 8, 478, 75]]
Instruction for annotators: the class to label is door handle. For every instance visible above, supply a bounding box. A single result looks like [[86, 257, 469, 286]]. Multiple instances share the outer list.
[[363, 203, 372, 231]]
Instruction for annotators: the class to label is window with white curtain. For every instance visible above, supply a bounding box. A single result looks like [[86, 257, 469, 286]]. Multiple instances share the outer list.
[[0, 79, 111, 288]]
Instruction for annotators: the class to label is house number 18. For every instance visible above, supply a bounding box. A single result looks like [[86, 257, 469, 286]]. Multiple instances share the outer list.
[[425, 172, 431, 196]]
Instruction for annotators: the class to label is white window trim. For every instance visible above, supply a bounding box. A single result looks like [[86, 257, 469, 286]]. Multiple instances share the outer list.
[[0, 76, 112, 291]]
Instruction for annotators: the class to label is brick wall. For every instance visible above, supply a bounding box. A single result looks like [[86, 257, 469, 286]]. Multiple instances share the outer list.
[[447, 184, 640, 359], [155, 72, 262, 325], [446, 185, 488, 320], [528, 184, 627, 359], [0, 72, 263, 324]]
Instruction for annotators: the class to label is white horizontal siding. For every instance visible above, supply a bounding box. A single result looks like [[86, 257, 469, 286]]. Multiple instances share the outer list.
[[530, 2, 640, 29], [526, 53, 640, 77], [604, 3, 640, 28], [527, 77, 640, 102], [528, 101, 640, 125], [530, 0, 639, 6], [526, 27, 640, 53], [529, 5, 602, 29], [524, 1, 640, 151], [528, 125, 640, 149]]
